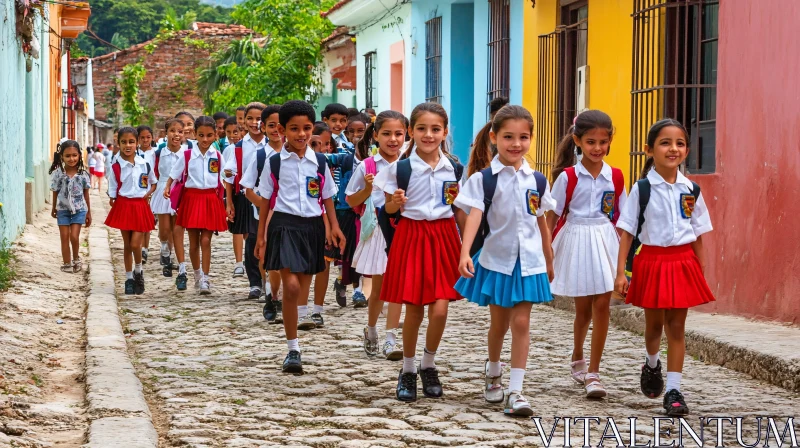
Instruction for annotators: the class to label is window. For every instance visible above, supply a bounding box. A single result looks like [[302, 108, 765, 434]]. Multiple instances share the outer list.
[[487, 0, 510, 112], [425, 16, 443, 103], [630, 0, 719, 182], [364, 51, 377, 109]]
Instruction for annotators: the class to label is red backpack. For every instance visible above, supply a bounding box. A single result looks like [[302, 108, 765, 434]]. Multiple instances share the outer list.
[[552, 166, 625, 238]]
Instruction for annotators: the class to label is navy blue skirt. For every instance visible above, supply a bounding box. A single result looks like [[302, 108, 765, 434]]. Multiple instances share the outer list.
[[264, 212, 326, 275]]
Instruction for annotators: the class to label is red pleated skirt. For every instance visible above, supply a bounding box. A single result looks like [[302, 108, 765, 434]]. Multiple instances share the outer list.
[[176, 188, 228, 231], [380, 217, 462, 306], [105, 197, 156, 232], [626, 244, 715, 309]]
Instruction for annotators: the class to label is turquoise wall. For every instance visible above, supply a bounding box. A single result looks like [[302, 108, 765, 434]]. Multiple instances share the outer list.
[[450, 3, 475, 163]]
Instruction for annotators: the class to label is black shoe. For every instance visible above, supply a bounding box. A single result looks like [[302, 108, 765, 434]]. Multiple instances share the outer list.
[[160, 254, 170, 266], [248, 288, 262, 300], [640, 359, 665, 398], [142, 249, 148, 264], [175, 273, 188, 291], [282, 350, 303, 374], [133, 271, 145, 295], [162, 264, 173, 278], [352, 291, 368, 308], [273, 300, 283, 324], [124, 279, 135, 295], [663, 389, 690, 416], [396, 370, 417, 402], [310, 312, 324, 327], [333, 278, 346, 307], [419, 366, 443, 398], [263, 296, 276, 322]]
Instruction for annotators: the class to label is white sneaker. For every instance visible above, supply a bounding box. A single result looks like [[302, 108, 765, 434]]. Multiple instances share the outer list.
[[297, 315, 316, 331], [382, 339, 403, 361], [199, 277, 211, 295], [504, 391, 534, 417], [194, 277, 202, 290], [233, 266, 245, 278], [484, 361, 504, 403]]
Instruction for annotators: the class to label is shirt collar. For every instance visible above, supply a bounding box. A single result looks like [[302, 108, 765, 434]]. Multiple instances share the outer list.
[[373, 153, 385, 164], [646, 168, 694, 188], [575, 160, 612, 180], [280, 147, 317, 165], [410, 148, 454, 172], [191, 146, 217, 159], [489, 156, 534, 175]]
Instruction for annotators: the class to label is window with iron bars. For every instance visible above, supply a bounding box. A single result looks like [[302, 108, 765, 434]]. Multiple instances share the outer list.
[[487, 0, 510, 115], [425, 16, 443, 103], [364, 51, 377, 109], [630, 0, 719, 183]]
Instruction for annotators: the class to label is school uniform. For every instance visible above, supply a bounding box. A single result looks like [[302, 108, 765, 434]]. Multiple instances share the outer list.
[[373, 149, 463, 306], [239, 144, 279, 288], [616, 169, 715, 309], [550, 162, 628, 297], [454, 157, 555, 307], [223, 134, 266, 234], [92, 152, 106, 178], [150, 145, 186, 216], [168, 146, 227, 232], [256, 148, 337, 275], [326, 152, 363, 285], [345, 153, 393, 275], [104, 155, 157, 232]]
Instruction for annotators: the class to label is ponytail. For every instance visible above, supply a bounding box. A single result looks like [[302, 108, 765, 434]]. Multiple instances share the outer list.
[[467, 122, 494, 176], [356, 122, 374, 161], [49, 144, 64, 175], [640, 157, 655, 178], [552, 129, 578, 180]]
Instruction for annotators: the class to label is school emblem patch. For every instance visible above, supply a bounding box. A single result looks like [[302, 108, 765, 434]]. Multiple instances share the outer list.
[[208, 158, 220, 174], [442, 181, 459, 205], [526, 189, 540, 216], [306, 176, 321, 198], [680, 193, 695, 219], [601, 191, 615, 219], [138, 173, 148, 189]]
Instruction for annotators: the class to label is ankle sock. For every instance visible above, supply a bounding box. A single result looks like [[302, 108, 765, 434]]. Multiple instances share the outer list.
[[134, 263, 142, 274], [354, 277, 362, 293], [385, 330, 397, 345], [421, 348, 436, 370], [178, 263, 187, 275], [194, 269, 202, 279], [125, 271, 133, 280], [487, 361, 502, 377], [160, 242, 169, 256], [313, 304, 323, 314], [402, 356, 416, 374], [142, 248, 148, 256], [666, 371, 682, 392], [235, 261, 243, 269], [646, 351, 660, 368], [297, 305, 307, 318], [287, 338, 300, 353], [367, 325, 378, 340], [509, 368, 525, 393]]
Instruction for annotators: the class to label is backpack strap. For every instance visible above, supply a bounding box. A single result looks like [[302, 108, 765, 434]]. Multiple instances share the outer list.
[[634, 179, 651, 239], [339, 153, 355, 175], [611, 167, 625, 224], [533, 171, 547, 202], [315, 152, 328, 213], [480, 167, 498, 210], [234, 141, 244, 194], [552, 166, 578, 238], [182, 147, 191, 182], [396, 158, 412, 192], [690, 181, 701, 200], [254, 149, 267, 188], [154, 148, 162, 179], [268, 153, 282, 210], [363, 156, 377, 176], [452, 159, 464, 182], [112, 161, 122, 197]]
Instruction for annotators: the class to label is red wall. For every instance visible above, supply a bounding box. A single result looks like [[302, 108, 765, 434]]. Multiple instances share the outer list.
[[693, 1, 800, 323]]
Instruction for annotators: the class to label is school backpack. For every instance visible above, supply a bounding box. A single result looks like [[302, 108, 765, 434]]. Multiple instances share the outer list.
[[624, 178, 701, 276], [332, 152, 359, 208], [154, 141, 192, 179], [378, 157, 464, 253], [468, 167, 548, 257], [552, 166, 625, 239], [111, 160, 151, 197], [233, 140, 245, 194], [267, 152, 328, 212], [351, 156, 377, 216]]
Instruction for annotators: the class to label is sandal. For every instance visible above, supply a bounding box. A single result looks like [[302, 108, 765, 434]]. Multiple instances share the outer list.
[[570, 358, 588, 385], [584, 373, 607, 398], [72, 258, 83, 273], [61, 263, 74, 273]]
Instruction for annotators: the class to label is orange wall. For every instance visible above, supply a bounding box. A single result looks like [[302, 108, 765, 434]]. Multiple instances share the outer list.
[[49, 3, 63, 156]]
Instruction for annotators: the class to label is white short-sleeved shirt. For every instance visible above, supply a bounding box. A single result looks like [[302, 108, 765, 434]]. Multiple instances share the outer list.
[[108, 156, 157, 199], [168, 146, 223, 190], [374, 149, 463, 221], [454, 157, 556, 275], [223, 134, 266, 186], [345, 153, 394, 208], [616, 169, 713, 247], [256, 148, 337, 218], [551, 161, 628, 220], [240, 146, 280, 221], [154, 146, 185, 185], [93, 152, 106, 172], [88, 155, 97, 168]]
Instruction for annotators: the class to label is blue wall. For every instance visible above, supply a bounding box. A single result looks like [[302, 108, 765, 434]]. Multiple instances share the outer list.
[[450, 3, 475, 162]]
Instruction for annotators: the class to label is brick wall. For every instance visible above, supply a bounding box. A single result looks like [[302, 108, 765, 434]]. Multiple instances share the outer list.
[[91, 23, 251, 129]]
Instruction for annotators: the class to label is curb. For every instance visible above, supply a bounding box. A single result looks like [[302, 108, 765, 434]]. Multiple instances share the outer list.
[[547, 295, 800, 393], [83, 198, 158, 447]]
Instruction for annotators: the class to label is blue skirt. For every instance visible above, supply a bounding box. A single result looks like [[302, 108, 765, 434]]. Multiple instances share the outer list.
[[454, 251, 553, 308]]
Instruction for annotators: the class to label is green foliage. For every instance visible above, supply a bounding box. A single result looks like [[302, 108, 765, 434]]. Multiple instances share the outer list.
[[119, 62, 147, 124], [183, 36, 212, 50], [0, 240, 16, 292], [199, 0, 336, 112], [110, 32, 131, 50], [69, 40, 88, 58], [161, 7, 198, 32]]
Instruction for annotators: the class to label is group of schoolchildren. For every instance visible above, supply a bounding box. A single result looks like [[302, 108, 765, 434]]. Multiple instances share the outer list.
[[47, 95, 715, 419]]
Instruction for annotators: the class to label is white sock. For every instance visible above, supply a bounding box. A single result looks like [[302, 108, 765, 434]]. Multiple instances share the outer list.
[[126, 271, 133, 280], [509, 368, 525, 393], [142, 248, 148, 255], [297, 305, 307, 318], [402, 356, 416, 374], [354, 277, 362, 293], [385, 330, 397, 345], [367, 325, 378, 340], [421, 348, 436, 370], [134, 263, 142, 274], [235, 261, 243, 269], [160, 242, 169, 256], [666, 371, 682, 392], [194, 269, 202, 279], [647, 351, 660, 368], [313, 304, 323, 314], [487, 361, 502, 377], [287, 338, 300, 353], [178, 262, 187, 274]]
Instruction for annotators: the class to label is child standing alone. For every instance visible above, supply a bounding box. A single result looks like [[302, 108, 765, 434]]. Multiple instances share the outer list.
[[50, 139, 92, 273]]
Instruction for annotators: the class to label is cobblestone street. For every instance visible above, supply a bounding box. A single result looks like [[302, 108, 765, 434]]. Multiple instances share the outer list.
[[108, 227, 800, 447]]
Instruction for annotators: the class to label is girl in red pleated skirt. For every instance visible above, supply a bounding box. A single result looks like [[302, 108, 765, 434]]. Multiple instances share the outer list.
[[104, 127, 157, 296], [374, 102, 466, 403], [164, 116, 227, 295], [615, 119, 715, 417]]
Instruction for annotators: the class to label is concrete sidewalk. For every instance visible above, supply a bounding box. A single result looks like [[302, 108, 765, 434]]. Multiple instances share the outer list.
[[548, 296, 800, 392]]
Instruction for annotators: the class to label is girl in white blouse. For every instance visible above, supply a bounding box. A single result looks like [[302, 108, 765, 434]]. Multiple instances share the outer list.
[[150, 119, 186, 278], [616, 118, 714, 417]]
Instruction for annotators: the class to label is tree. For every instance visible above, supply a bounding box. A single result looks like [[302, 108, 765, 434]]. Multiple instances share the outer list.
[[198, 0, 336, 112]]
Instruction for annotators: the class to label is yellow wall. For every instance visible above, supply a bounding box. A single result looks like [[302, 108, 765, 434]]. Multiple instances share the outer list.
[[49, 3, 63, 157]]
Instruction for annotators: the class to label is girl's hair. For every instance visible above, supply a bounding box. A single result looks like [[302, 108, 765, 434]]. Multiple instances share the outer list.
[[356, 110, 406, 161], [466, 104, 534, 176], [175, 111, 194, 121], [136, 125, 155, 147], [640, 118, 689, 177], [552, 110, 614, 180], [117, 126, 138, 141], [401, 102, 452, 160], [194, 115, 216, 132], [164, 118, 184, 131], [49, 140, 85, 174], [312, 122, 330, 136]]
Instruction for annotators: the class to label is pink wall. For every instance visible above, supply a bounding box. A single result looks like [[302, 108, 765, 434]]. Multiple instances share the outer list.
[[693, 1, 800, 323], [390, 41, 404, 114]]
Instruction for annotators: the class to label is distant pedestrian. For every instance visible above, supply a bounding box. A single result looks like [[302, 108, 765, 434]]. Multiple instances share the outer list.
[[91, 147, 106, 190], [49, 139, 91, 273]]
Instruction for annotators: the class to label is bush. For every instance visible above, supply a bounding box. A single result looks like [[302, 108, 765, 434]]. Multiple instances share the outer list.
[[0, 240, 16, 291]]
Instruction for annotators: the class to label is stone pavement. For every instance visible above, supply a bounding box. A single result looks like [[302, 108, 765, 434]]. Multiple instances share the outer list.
[[109, 230, 800, 447]]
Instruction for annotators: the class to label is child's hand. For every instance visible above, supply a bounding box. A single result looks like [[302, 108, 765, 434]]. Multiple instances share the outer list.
[[109, 198, 115, 207], [331, 228, 346, 254], [163, 189, 170, 199], [458, 255, 475, 278], [85, 211, 92, 227], [391, 189, 407, 206], [144, 192, 153, 202], [364, 173, 374, 186], [51, 208, 57, 218], [547, 261, 555, 283], [255, 237, 267, 261], [226, 204, 235, 222], [224, 169, 233, 178], [614, 273, 629, 296], [325, 226, 332, 247]]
